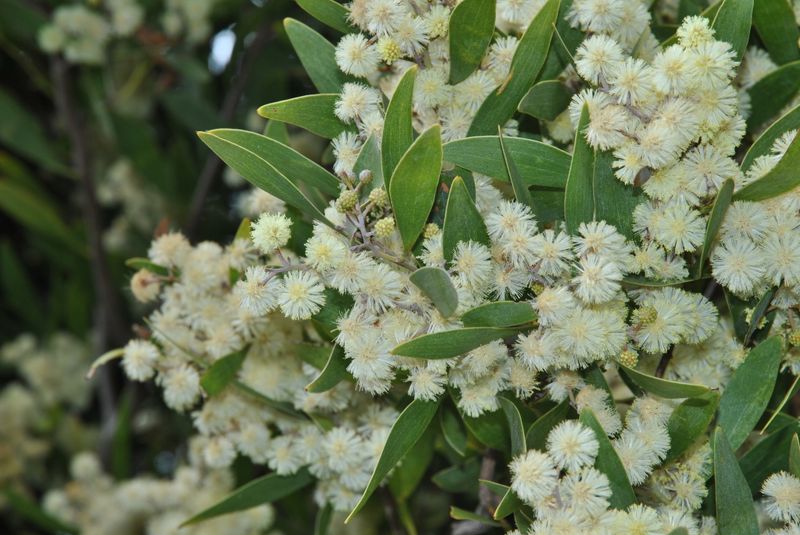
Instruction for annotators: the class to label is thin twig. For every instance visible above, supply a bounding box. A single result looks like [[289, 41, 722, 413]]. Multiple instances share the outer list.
[[655, 347, 673, 378], [184, 21, 275, 237]]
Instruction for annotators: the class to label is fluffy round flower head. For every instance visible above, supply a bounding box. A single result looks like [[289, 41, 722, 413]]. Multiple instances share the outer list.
[[122, 339, 159, 382], [575, 221, 631, 258], [575, 34, 624, 84], [516, 331, 559, 371], [452, 241, 493, 292], [332, 131, 362, 176], [652, 45, 692, 95], [334, 83, 380, 122], [393, 14, 428, 55], [278, 270, 325, 320], [148, 231, 191, 268], [575, 385, 622, 435], [424, 4, 450, 38], [510, 449, 559, 504], [568, 0, 624, 33], [335, 34, 380, 77], [613, 432, 655, 485], [688, 40, 737, 90], [711, 238, 766, 296], [546, 420, 599, 472], [414, 67, 449, 108], [534, 286, 577, 327], [612, 142, 646, 185], [676, 15, 715, 48], [573, 253, 624, 304], [608, 57, 654, 106], [652, 203, 706, 254], [762, 233, 800, 287], [455, 71, 497, 113], [561, 466, 612, 517], [720, 201, 770, 242], [531, 229, 574, 277], [365, 0, 406, 35], [235, 266, 279, 316], [586, 104, 631, 150], [485, 200, 537, 240], [130, 268, 160, 303], [683, 145, 739, 195], [408, 365, 446, 401], [763, 471, 800, 523], [251, 212, 292, 254], [614, 504, 663, 534], [160, 364, 200, 411]]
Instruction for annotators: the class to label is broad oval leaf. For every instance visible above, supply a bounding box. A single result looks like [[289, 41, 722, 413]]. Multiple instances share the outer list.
[[620, 366, 710, 399], [714, 427, 759, 535], [306, 345, 349, 393], [383, 66, 417, 185], [284, 18, 346, 93], [461, 408, 509, 450], [389, 125, 442, 250], [443, 136, 570, 188], [718, 336, 783, 449], [182, 469, 314, 526], [665, 391, 720, 463], [388, 423, 436, 501], [346, 398, 441, 522], [257, 94, 353, 139], [461, 301, 536, 328], [564, 105, 594, 234], [742, 103, 800, 171], [518, 80, 573, 121], [711, 0, 753, 61], [448, 0, 496, 84], [696, 179, 734, 277], [468, 0, 559, 135], [295, 0, 353, 33], [752, 0, 800, 64], [200, 346, 249, 397], [499, 396, 527, 456], [442, 175, 490, 262], [498, 127, 533, 208], [735, 127, 800, 201], [746, 60, 800, 133], [391, 327, 523, 359], [526, 399, 570, 450], [580, 409, 636, 509], [409, 267, 458, 318]]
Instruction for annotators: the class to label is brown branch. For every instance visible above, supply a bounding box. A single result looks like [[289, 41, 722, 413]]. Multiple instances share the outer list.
[[184, 22, 275, 237]]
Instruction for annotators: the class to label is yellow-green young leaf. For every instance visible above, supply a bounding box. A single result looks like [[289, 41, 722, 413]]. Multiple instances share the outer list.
[[791, 434, 800, 478], [526, 399, 570, 450], [284, 18, 347, 93], [306, 345, 349, 393], [383, 66, 417, 185], [208, 128, 339, 196], [564, 105, 594, 234], [391, 327, 522, 359], [752, 0, 800, 64], [518, 80, 573, 121], [498, 127, 533, 208], [443, 136, 570, 188], [442, 175, 490, 262], [448, 0, 496, 84], [718, 336, 783, 450], [439, 406, 468, 456], [258, 94, 353, 139], [198, 131, 332, 225], [234, 217, 252, 241], [580, 409, 636, 509], [409, 267, 459, 318], [620, 366, 710, 399], [736, 120, 800, 201], [182, 469, 314, 526], [450, 507, 501, 526], [714, 427, 759, 535], [661, 1, 722, 47], [665, 391, 720, 463], [389, 125, 442, 250], [353, 134, 383, 192], [746, 60, 800, 132], [200, 346, 249, 397], [697, 179, 734, 276], [469, 0, 559, 134], [742, 103, 800, 171], [711, 0, 753, 61], [346, 398, 440, 522], [461, 301, 536, 328], [494, 487, 525, 520], [499, 396, 527, 456], [295, 0, 353, 33], [124, 257, 170, 276]]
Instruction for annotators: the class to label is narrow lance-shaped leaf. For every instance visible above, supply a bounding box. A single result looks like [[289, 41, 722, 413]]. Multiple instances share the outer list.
[[440, 405, 467, 456], [564, 105, 594, 234], [494, 487, 525, 520], [665, 391, 720, 463], [258, 94, 353, 139], [526, 399, 570, 450], [461, 301, 536, 328], [346, 398, 441, 522], [791, 434, 800, 478], [499, 396, 527, 457], [620, 366, 710, 399], [306, 345, 349, 393], [182, 469, 314, 526], [284, 19, 346, 93], [442, 175, 490, 262], [498, 127, 533, 209], [744, 288, 776, 345], [718, 336, 783, 450], [409, 267, 459, 318], [450, 507, 501, 526], [697, 179, 734, 277], [389, 125, 443, 250], [736, 116, 800, 201], [580, 409, 636, 509], [448, 0, 496, 84], [746, 60, 800, 133], [391, 327, 523, 359], [200, 346, 249, 397], [742, 103, 800, 171], [314, 503, 333, 535], [295, 0, 354, 33], [761, 374, 800, 433], [752, 0, 800, 64], [714, 427, 759, 535], [383, 66, 417, 186], [711, 0, 754, 61]]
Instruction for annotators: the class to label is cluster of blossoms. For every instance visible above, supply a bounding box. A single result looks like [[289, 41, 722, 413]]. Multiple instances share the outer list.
[[43, 442, 273, 535], [761, 471, 800, 534]]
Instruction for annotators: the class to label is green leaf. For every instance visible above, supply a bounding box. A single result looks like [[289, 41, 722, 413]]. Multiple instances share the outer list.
[[468, 0, 559, 135], [264, 120, 290, 144], [4, 489, 78, 534], [0, 241, 43, 328], [440, 405, 468, 456], [735, 127, 800, 201], [461, 301, 536, 328], [0, 181, 82, 252], [450, 507, 501, 526], [409, 267, 458, 317], [391, 327, 523, 359], [432, 459, 480, 493], [498, 128, 533, 208], [564, 105, 594, 234], [620, 366, 710, 399], [306, 345, 349, 393], [791, 434, 800, 478], [518, 80, 573, 121], [383, 66, 417, 186], [742, 103, 800, 171], [761, 374, 800, 433], [258, 94, 354, 139], [183, 469, 314, 526], [353, 133, 384, 191], [740, 426, 795, 492], [448, 0, 496, 84], [389, 125, 442, 250], [201, 346, 249, 397], [752, 0, 800, 64], [668, 530, 690, 535], [494, 487, 525, 520], [499, 396, 527, 456], [314, 503, 333, 535], [714, 427, 759, 535], [711, 0, 754, 61], [296, 343, 331, 370], [443, 136, 570, 188], [296, 0, 354, 33], [718, 336, 783, 449], [389, 423, 436, 501], [346, 398, 441, 521], [461, 407, 510, 450], [665, 391, 720, 463], [580, 409, 636, 509], [160, 89, 220, 132], [124, 257, 170, 276], [526, 399, 570, 450], [442, 175, 490, 262], [746, 60, 800, 133], [198, 130, 331, 224], [312, 288, 354, 340], [622, 275, 700, 288], [591, 150, 642, 239], [697, 179, 734, 277], [285, 18, 347, 93], [744, 288, 776, 345]]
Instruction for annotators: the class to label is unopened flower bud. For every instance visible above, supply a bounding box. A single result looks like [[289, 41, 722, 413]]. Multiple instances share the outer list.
[[374, 217, 395, 238], [336, 189, 359, 213], [634, 306, 658, 325], [130, 268, 161, 303], [368, 187, 388, 208], [789, 329, 800, 347], [618, 348, 639, 368], [359, 169, 373, 185], [423, 223, 440, 239]]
